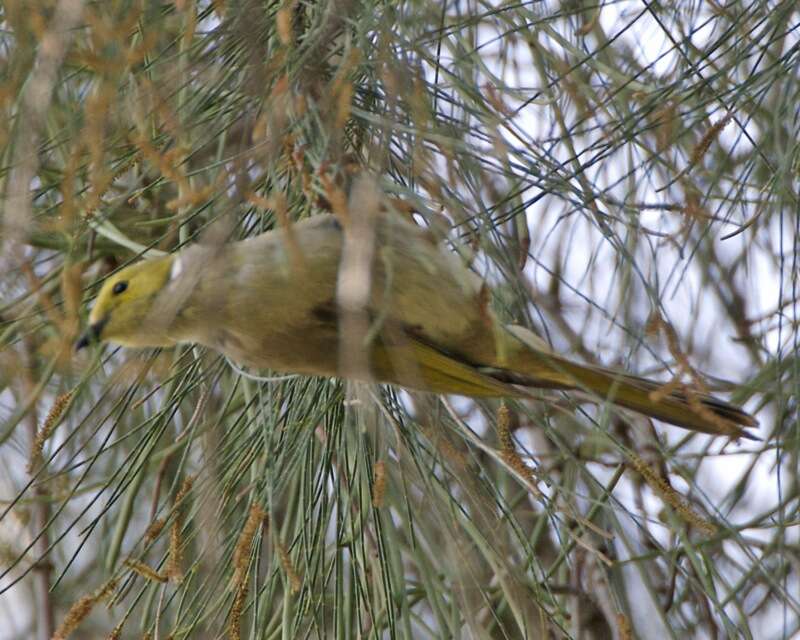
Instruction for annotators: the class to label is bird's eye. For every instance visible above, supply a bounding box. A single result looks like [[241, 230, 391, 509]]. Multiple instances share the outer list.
[[112, 281, 128, 295]]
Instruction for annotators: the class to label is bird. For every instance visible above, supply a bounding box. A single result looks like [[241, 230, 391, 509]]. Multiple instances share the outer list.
[[77, 210, 757, 439]]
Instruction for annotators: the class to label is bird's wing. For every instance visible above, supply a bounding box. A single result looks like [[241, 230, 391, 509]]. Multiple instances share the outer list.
[[371, 335, 525, 397]]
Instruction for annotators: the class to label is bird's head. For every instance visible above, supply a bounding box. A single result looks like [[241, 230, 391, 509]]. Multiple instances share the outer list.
[[77, 255, 176, 350]]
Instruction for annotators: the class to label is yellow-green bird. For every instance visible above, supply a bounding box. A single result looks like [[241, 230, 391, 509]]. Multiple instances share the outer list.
[[78, 212, 756, 438]]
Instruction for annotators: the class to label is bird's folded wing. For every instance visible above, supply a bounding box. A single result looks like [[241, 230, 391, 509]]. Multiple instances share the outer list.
[[372, 337, 524, 398]]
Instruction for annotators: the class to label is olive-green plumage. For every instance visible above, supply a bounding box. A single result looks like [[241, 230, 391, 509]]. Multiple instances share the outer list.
[[81, 212, 757, 438]]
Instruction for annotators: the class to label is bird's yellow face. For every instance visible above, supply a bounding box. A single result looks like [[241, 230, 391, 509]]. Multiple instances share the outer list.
[[77, 256, 176, 349]]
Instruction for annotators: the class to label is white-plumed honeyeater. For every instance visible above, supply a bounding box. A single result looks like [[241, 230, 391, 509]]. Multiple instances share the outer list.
[[78, 211, 757, 439]]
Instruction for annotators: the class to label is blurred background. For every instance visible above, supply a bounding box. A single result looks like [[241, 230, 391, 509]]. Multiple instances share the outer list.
[[0, 0, 797, 638]]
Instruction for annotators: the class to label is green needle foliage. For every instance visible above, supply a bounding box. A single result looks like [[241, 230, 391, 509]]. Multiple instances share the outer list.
[[1, 1, 798, 638]]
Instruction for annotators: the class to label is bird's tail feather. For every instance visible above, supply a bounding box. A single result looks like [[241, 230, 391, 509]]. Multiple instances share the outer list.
[[503, 327, 757, 438], [560, 361, 757, 438]]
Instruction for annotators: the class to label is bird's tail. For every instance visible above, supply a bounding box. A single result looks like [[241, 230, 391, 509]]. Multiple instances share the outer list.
[[502, 327, 758, 439]]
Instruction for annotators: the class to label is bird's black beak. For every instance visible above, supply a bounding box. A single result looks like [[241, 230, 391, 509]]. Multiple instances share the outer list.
[[75, 318, 107, 351]]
